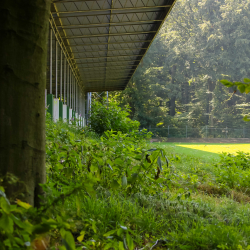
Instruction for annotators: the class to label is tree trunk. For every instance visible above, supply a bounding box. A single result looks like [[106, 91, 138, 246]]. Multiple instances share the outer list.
[[169, 65, 176, 116], [169, 97, 176, 116], [207, 79, 215, 126], [0, 0, 51, 207]]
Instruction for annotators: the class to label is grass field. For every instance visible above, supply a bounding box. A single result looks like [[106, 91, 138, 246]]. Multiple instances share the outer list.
[[155, 143, 250, 162]]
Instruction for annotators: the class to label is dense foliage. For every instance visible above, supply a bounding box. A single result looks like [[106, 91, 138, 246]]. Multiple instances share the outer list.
[[88, 98, 139, 135], [2, 111, 250, 249], [112, 0, 250, 129], [220, 77, 250, 121]]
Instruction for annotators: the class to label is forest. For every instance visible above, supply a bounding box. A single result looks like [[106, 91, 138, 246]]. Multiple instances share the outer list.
[[112, 0, 250, 131], [1, 0, 250, 250]]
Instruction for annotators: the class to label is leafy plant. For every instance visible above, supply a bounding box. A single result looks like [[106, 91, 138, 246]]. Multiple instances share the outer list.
[[220, 78, 250, 121], [215, 151, 250, 189], [88, 98, 140, 135]]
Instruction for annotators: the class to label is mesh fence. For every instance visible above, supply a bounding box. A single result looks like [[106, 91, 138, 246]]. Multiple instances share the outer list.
[[148, 126, 250, 139]]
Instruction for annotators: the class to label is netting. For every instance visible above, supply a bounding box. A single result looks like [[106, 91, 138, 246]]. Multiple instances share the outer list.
[[148, 126, 250, 139]]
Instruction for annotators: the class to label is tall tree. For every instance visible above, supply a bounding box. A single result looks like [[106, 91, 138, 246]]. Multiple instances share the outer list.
[[0, 0, 51, 206], [116, 0, 250, 129]]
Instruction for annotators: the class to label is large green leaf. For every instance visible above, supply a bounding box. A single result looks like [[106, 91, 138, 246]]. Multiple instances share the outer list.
[[103, 229, 117, 237], [0, 196, 11, 213], [128, 173, 138, 184], [243, 115, 250, 122], [126, 233, 134, 250], [157, 157, 163, 171], [62, 231, 76, 250], [122, 175, 127, 187], [238, 84, 246, 93], [111, 180, 120, 190], [0, 213, 13, 233], [147, 148, 157, 152], [244, 78, 250, 83], [220, 80, 233, 87]]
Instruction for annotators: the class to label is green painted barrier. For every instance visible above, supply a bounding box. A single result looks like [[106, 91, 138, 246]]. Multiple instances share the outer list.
[[59, 101, 63, 119], [47, 94, 54, 120]]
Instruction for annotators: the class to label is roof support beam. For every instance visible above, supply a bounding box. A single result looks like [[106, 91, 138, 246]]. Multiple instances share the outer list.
[[53, 10, 165, 19], [70, 48, 147, 54], [85, 74, 133, 80], [57, 20, 163, 29], [52, 5, 171, 14], [66, 40, 152, 47], [53, 0, 107, 2], [76, 59, 141, 65], [78, 65, 137, 70], [80, 66, 135, 70], [75, 54, 143, 60], [86, 87, 126, 91], [84, 77, 131, 82], [62, 31, 157, 39]]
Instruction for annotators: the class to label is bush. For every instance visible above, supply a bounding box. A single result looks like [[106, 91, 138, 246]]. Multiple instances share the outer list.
[[88, 98, 140, 135], [215, 152, 250, 189]]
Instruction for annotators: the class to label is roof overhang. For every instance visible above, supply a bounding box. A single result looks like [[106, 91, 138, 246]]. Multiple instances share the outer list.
[[51, 0, 176, 92]]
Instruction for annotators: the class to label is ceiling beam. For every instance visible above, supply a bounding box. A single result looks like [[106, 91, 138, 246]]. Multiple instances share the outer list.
[[76, 59, 141, 65], [53, 0, 107, 2], [57, 20, 163, 29], [70, 48, 147, 54], [52, 5, 171, 15], [53, 10, 165, 19], [84, 77, 131, 82], [65, 40, 152, 47], [62, 30, 157, 39], [75, 54, 143, 60], [84, 74, 133, 80], [85, 87, 126, 91], [78, 65, 137, 70], [80, 67, 135, 71]]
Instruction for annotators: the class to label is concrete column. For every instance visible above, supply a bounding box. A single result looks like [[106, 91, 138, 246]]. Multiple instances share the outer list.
[[69, 108, 72, 124], [53, 98, 59, 122], [63, 104, 67, 120], [49, 28, 53, 94], [55, 40, 58, 98]]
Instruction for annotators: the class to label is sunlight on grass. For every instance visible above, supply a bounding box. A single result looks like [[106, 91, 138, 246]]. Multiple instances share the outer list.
[[178, 144, 250, 154]]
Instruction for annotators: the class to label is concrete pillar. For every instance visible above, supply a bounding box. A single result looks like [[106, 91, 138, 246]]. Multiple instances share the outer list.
[[69, 108, 72, 124], [75, 113, 78, 126], [53, 98, 59, 122], [63, 104, 67, 120]]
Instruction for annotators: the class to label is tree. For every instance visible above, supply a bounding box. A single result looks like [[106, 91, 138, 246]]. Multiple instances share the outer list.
[[0, 0, 51, 206], [115, 0, 250, 129]]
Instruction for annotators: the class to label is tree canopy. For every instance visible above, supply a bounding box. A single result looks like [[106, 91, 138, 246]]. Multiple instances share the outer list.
[[112, 0, 250, 129]]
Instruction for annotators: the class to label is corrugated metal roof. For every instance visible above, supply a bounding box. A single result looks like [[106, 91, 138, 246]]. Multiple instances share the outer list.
[[51, 0, 176, 92]]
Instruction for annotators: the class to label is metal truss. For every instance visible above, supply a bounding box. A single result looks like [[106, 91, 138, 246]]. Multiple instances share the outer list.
[[50, 0, 177, 92]]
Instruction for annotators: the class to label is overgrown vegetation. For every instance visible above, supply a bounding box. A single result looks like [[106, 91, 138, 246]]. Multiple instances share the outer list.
[[2, 101, 250, 249], [88, 98, 140, 136]]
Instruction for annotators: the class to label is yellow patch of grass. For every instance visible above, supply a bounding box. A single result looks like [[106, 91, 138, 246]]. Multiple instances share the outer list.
[[178, 144, 250, 154]]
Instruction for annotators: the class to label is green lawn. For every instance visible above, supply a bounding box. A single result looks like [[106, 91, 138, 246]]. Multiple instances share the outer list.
[[154, 143, 250, 163]]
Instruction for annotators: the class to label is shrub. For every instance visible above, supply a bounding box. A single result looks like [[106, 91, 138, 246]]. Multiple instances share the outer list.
[[88, 98, 140, 135], [215, 152, 250, 189]]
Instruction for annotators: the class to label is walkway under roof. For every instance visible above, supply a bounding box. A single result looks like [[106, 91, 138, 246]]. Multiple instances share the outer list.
[[51, 0, 176, 92]]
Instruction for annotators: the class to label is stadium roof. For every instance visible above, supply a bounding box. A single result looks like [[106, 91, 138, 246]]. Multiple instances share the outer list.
[[51, 0, 176, 92]]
